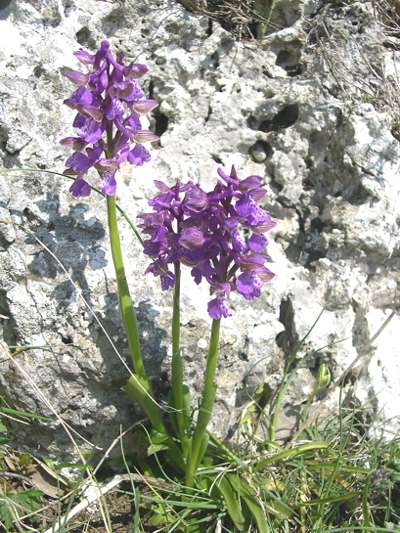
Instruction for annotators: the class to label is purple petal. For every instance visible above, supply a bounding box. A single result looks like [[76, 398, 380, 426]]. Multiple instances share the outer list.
[[104, 97, 124, 120], [179, 227, 205, 250], [111, 80, 144, 101], [100, 69, 109, 90], [96, 158, 119, 172], [124, 63, 149, 79], [254, 266, 275, 282], [81, 105, 103, 122], [191, 267, 202, 284], [152, 225, 169, 243], [211, 281, 231, 296], [64, 87, 93, 109], [65, 152, 91, 173], [236, 271, 263, 300], [138, 212, 165, 228], [69, 178, 91, 197], [74, 49, 95, 65], [253, 217, 276, 233], [239, 253, 266, 270], [248, 234, 267, 253], [149, 191, 174, 209], [160, 271, 175, 290], [232, 230, 247, 253], [115, 145, 130, 164], [94, 40, 110, 68], [250, 187, 267, 201], [78, 120, 103, 143], [183, 185, 208, 213], [64, 70, 89, 86], [127, 112, 141, 132], [143, 239, 162, 257], [235, 194, 253, 219], [114, 116, 133, 138], [73, 113, 87, 129], [238, 175, 262, 191], [87, 144, 103, 163], [100, 173, 117, 196], [207, 297, 231, 319], [235, 193, 273, 228], [153, 180, 171, 192], [60, 137, 87, 151], [127, 144, 151, 166], [217, 166, 238, 185]]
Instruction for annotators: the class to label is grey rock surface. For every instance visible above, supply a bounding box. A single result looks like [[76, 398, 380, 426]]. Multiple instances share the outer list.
[[0, 0, 399, 458]]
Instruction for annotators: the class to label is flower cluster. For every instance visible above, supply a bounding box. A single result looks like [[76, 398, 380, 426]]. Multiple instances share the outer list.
[[139, 166, 276, 319], [61, 40, 158, 197]]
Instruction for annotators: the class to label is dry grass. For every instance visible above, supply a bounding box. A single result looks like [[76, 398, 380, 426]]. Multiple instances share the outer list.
[[304, 0, 400, 138], [178, 0, 286, 40]]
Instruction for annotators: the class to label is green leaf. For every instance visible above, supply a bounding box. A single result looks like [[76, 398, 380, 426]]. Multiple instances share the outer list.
[[255, 441, 328, 469], [242, 493, 270, 533], [0, 406, 50, 422], [182, 384, 191, 424], [0, 489, 42, 530], [214, 475, 246, 530], [229, 476, 270, 533], [123, 375, 165, 433], [197, 433, 209, 468], [147, 430, 172, 456], [300, 491, 361, 506], [147, 442, 170, 456], [263, 492, 292, 520]]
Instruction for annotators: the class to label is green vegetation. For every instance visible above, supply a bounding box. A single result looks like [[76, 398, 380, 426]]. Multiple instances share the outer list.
[[1, 169, 399, 531], [1, 347, 399, 531]]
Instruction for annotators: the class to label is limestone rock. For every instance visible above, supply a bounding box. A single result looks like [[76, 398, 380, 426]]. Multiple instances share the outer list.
[[0, 0, 399, 458]]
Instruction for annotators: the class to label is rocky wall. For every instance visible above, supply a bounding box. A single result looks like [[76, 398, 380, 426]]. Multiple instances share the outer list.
[[0, 0, 399, 458]]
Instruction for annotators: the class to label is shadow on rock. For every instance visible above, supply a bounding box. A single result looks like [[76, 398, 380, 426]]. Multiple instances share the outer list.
[[26, 193, 106, 307]]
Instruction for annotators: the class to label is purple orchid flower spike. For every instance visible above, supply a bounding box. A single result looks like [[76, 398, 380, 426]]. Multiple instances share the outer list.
[[61, 40, 159, 197], [139, 166, 276, 319]]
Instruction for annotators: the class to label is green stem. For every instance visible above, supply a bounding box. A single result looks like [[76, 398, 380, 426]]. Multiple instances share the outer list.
[[268, 378, 287, 444], [104, 122, 146, 379], [106, 195, 146, 381], [171, 262, 187, 449], [186, 318, 221, 487], [106, 195, 166, 433], [105, 124, 168, 436]]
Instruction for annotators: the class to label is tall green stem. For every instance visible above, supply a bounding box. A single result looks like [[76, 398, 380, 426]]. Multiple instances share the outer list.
[[171, 262, 187, 449], [107, 195, 166, 433], [186, 318, 221, 487], [104, 123, 146, 381], [106, 195, 146, 380]]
